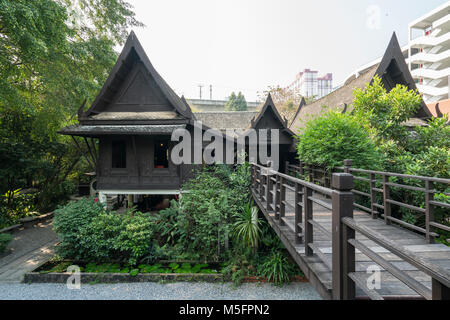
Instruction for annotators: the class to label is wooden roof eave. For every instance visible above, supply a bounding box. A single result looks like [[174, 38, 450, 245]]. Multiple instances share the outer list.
[[78, 118, 190, 126]]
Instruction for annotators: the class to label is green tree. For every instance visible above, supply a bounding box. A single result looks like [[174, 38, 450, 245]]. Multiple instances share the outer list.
[[295, 111, 381, 170], [225, 92, 247, 111], [352, 75, 422, 144], [0, 0, 142, 213]]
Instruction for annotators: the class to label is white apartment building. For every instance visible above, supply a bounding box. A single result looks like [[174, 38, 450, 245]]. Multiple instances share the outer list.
[[408, 1, 450, 103], [347, 1, 450, 103], [287, 69, 333, 99]]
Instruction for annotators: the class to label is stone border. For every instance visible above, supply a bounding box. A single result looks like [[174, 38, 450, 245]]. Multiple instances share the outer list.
[[0, 212, 54, 234], [24, 272, 225, 284]]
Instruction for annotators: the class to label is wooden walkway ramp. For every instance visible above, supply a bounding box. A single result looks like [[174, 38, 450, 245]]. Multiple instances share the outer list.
[[251, 163, 450, 300]]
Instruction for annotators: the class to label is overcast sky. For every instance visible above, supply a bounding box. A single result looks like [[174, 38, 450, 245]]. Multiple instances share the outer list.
[[127, 0, 446, 101]]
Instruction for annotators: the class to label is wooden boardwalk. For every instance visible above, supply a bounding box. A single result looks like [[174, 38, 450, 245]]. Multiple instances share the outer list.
[[251, 164, 450, 300]]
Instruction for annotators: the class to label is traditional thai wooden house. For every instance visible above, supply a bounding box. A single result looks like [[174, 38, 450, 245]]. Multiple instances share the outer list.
[[290, 33, 433, 131], [59, 31, 301, 207], [59, 31, 236, 205]]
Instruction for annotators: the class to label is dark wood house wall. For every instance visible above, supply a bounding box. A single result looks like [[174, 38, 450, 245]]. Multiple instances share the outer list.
[[97, 135, 184, 190]]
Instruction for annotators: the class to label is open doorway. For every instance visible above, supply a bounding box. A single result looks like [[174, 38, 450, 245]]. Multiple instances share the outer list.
[[154, 138, 169, 169]]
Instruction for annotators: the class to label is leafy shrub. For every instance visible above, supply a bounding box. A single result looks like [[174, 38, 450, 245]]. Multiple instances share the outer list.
[[296, 111, 381, 169], [258, 250, 296, 286], [56, 202, 155, 265], [53, 198, 108, 260], [77, 212, 123, 262], [174, 164, 251, 260], [151, 200, 183, 246], [0, 233, 12, 253], [113, 211, 154, 265]]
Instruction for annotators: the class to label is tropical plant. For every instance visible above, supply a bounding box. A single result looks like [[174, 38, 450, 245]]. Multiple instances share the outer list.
[[175, 164, 252, 260], [258, 250, 296, 286], [232, 202, 262, 251]]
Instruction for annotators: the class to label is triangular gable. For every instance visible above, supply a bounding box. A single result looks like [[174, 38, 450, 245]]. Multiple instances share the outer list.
[[374, 32, 432, 118], [252, 94, 287, 129], [83, 31, 193, 119], [245, 93, 294, 144]]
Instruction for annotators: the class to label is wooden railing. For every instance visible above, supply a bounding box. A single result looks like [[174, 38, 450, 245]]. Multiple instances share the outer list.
[[340, 214, 450, 300], [285, 160, 450, 244], [251, 162, 450, 300], [252, 162, 335, 250]]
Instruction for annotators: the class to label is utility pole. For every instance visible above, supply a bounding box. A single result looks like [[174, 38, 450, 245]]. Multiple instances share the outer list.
[[198, 84, 203, 99], [209, 85, 212, 100]]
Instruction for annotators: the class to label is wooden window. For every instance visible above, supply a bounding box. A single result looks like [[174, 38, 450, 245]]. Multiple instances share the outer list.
[[154, 139, 169, 168], [112, 140, 127, 168]]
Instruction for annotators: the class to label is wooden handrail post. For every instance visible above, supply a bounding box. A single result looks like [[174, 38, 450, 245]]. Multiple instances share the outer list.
[[259, 167, 264, 201], [331, 173, 354, 300], [343, 159, 352, 173], [303, 185, 313, 255], [432, 278, 450, 300], [383, 174, 391, 225], [274, 175, 281, 220], [279, 176, 286, 226], [285, 161, 289, 175], [266, 170, 274, 213], [425, 180, 434, 244], [294, 182, 303, 244], [370, 172, 377, 219]]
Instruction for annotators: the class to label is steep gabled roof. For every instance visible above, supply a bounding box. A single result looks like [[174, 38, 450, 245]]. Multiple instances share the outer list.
[[82, 31, 193, 120], [290, 33, 432, 131], [251, 93, 294, 135]]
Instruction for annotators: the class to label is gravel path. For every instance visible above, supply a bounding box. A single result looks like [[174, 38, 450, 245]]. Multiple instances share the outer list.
[[0, 282, 321, 300]]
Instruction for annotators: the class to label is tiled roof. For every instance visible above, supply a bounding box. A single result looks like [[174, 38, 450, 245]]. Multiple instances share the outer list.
[[88, 111, 183, 121], [194, 111, 258, 131], [426, 99, 450, 118]]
